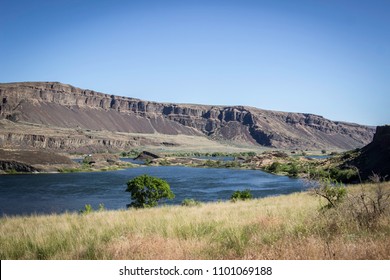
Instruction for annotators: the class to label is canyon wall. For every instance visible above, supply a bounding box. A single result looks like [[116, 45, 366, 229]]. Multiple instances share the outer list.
[[0, 82, 375, 150]]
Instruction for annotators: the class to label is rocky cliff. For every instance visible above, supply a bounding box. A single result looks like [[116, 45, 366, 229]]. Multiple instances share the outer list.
[[344, 125, 390, 180], [0, 82, 375, 150]]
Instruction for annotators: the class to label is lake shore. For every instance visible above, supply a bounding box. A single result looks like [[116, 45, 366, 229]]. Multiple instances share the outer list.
[[1, 181, 389, 260]]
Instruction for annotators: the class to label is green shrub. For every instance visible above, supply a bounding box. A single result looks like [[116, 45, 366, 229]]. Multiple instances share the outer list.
[[80, 204, 93, 215], [308, 168, 330, 179], [224, 161, 241, 168], [159, 159, 170, 166], [79, 203, 105, 214], [98, 203, 105, 211], [329, 168, 358, 182], [267, 162, 281, 173], [231, 189, 253, 202], [204, 160, 222, 168], [312, 179, 347, 209], [287, 162, 299, 177], [181, 198, 201, 207]]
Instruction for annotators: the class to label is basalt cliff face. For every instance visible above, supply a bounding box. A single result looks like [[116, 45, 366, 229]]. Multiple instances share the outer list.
[[344, 125, 390, 180], [0, 82, 375, 151]]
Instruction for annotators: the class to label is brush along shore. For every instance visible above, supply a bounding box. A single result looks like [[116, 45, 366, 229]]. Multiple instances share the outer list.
[[0, 148, 370, 185], [149, 150, 363, 183], [1, 182, 389, 260]]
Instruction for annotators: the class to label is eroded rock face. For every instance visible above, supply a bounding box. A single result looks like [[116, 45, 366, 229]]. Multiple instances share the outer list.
[[134, 151, 161, 160], [0, 148, 77, 173], [346, 125, 390, 180], [0, 129, 161, 154], [0, 160, 38, 173], [0, 82, 375, 150]]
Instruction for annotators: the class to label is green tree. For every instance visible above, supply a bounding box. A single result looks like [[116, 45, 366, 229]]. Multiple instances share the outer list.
[[126, 174, 175, 208]]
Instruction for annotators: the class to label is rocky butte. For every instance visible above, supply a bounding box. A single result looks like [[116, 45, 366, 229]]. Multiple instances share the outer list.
[[0, 82, 375, 152]]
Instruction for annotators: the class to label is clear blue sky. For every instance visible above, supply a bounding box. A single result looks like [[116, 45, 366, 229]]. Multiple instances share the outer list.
[[1, 0, 389, 126]]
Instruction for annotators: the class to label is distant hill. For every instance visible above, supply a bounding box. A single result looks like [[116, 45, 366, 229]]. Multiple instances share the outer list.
[[0, 82, 375, 152]]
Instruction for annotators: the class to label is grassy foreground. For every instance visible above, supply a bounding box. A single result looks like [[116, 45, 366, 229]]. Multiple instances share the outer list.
[[1, 182, 389, 260]]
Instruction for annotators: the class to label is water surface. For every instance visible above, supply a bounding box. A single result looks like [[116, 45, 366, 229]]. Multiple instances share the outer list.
[[0, 166, 305, 216]]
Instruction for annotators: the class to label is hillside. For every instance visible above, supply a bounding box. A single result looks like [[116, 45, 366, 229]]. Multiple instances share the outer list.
[[0, 82, 375, 152]]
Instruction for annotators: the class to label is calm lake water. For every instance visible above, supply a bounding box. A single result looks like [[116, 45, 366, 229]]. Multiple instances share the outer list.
[[0, 166, 306, 216]]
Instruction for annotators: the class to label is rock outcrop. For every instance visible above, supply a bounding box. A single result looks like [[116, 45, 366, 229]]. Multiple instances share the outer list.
[[0, 82, 375, 150], [0, 131, 138, 153], [0, 148, 76, 173], [134, 151, 161, 161], [0, 160, 39, 173], [345, 125, 390, 180]]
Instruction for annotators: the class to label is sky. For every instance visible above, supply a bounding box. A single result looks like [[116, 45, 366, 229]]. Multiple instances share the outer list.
[[0, 0, 389, 126]]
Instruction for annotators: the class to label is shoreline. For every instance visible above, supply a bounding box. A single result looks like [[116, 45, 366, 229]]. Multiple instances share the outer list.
[[1, 181, 389, 260], [0, 150, 356, 183]]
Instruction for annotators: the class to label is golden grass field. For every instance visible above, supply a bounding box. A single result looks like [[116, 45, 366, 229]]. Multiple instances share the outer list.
[[1, 182, 389, 260]]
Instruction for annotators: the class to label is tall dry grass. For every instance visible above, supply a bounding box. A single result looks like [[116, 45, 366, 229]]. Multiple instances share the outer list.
[[1, 182, 389, 259]]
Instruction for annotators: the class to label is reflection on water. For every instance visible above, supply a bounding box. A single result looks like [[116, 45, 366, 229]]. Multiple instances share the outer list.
[[0, 166, 306, 216]]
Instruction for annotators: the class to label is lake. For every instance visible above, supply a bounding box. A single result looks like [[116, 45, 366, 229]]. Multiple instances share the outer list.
[[0, 166, 306, 216]]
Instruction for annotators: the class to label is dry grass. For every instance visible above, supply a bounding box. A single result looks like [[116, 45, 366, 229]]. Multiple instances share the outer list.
[[1, 182, 389, 260]]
